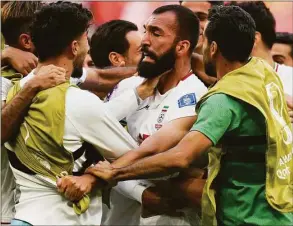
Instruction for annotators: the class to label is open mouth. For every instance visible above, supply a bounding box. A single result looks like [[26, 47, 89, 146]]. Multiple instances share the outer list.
[[142, 52, 155, 62]]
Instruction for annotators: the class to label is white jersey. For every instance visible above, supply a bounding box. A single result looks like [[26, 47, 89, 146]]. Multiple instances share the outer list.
[[275, 63, 293, 97], [1, 77, 15, 223], [4, 70, 140, 225], [127, 73, 206, 226], [105, 75, 144, 101], [105, 72, 207, 226], [0, 70, 88, 224], [127, 72, 207, 143], [102, 76, 151, 226]]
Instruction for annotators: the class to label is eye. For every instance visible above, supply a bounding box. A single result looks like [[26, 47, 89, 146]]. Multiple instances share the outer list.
[[153, 32, 160, 37], [273, 56, 285, 65]]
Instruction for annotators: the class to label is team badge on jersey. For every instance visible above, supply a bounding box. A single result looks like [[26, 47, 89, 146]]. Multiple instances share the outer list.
[[155, 124, 162, 130], [157, 105, 169, 123], [178, 93, 196, 108]]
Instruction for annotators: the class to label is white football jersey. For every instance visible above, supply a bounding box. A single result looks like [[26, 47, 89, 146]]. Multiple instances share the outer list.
[[127, 72, 207, 143], [103, 72, 207, 226], [1, 77, 15, 223], [105, 75, 144, 101], [126, 72, 207, 226], [4, 70, 140, 225], [275, 63, 293, 97]]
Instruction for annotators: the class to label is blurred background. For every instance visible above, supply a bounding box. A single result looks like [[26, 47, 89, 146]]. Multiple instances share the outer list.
[[81, 1, 293, 34]]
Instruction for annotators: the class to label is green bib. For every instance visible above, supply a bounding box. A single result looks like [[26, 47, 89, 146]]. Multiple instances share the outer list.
[[197, 57, 293, 226], [6, 81, 92, 215]]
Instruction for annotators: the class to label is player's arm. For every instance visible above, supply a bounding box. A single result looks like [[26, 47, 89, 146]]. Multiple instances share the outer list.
[[1, 46, 38, 75], [104, 76, 160, 121], [111, 116, 197, 168], [1, 65, 66, 144], [80, 67, 137, 97], [91, 131, 212, 182], [88, 94, 234, 183]]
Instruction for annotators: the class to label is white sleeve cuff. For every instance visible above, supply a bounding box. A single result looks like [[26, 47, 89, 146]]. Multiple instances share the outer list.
[[79, 68, 88, 83], [113, 180, 152, 203], [70, 68, 88, 86]]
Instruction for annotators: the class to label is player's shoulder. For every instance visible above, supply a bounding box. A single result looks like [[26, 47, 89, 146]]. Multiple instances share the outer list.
[[67, 86, 102, 104], [175, 73, 207, 100], [66, 87, 108, 120], [179, 73, 207, 91], [204, 93, 245, 111], [119, 76, 144, 89]]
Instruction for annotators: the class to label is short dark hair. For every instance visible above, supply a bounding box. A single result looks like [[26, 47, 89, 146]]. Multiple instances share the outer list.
[[275, 32, 293, 58], [205, 5, 256, 62], [30, 1, 92, 62], [235, 1, 276, 49], [90, 20, 138, 68], [179, 1, 224, 6], [1, 1, 43, 46], [153, 5, 200, 54], [208, 1, 224, 7]]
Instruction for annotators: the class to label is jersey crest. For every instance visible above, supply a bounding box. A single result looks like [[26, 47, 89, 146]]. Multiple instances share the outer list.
[[178, 93, 196, 108]]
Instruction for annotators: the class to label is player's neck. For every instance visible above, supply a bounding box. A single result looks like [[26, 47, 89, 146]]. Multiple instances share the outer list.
[[157, 58, 191, 94], [252, 46, 275, 68], [216, 58, 247, 80], [37, 56, 74, 80]]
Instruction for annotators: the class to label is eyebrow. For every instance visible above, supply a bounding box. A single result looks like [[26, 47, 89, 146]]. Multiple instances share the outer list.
[[143, 24, 164, 33], [273, 54, 286, 58]]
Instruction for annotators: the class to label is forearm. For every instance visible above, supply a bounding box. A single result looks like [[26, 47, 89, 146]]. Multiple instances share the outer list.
[[112, 131, 212, 181], [171, 177, 205, 207], [112, 118, 194, 168], [113, 148, 188, 181], [81, 67, 136, 94], [1, 84, 38, 143], [111, 139, 172, 168]]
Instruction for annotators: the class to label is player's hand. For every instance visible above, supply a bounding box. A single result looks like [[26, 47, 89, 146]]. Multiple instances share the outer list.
[[56, 174, 97, 201], [85, 161, 117, 186], [136, 69, 172, 100], [28, 65, 66, 91], [2, 46, 38, 75], [141, 185, 185, 218]]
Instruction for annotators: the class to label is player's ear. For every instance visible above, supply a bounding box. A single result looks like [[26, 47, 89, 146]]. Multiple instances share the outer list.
[[109, 52, 125, 67], [71, 40, 79, 57], [19, 34, 33, 52], [210, 41, 218, 59], [176, 40, 190, 56]]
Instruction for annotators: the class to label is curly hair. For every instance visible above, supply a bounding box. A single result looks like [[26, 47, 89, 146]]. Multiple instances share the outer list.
[[30, 1, 92, 61]]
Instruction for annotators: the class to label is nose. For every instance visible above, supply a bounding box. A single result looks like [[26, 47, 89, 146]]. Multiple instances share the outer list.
[[142, 31, 151, 47]]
